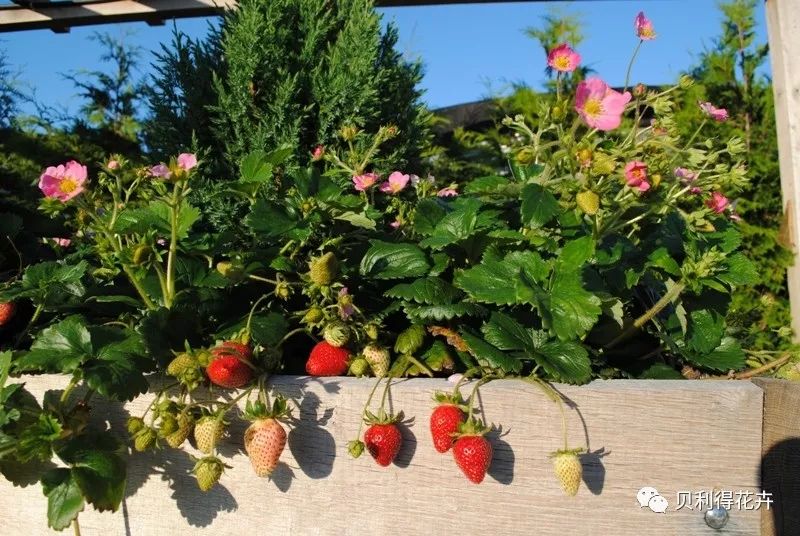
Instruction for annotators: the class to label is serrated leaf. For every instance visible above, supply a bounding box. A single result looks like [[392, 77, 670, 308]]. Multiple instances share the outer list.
[[464, 175, 518, 195], [113, 200, 198, 240], [385, 277, 461, 304], [15, 316, 92, 373], [505, 251, 550, 283], [558, 236, 595, 267], [688, 309, 724, 354], [542, 270, 602, 340], [360, 241, 430, 279], [334, 211, 376, 229], [82, 327, 148, 401], [404, 302, 487, 321], [418, 199, 482, 250], [3, 261, 88, 304], [454, 261, 527, 305], [534, 340, 591, 383], [420, 341, 455, 372], [239, 150, 274, 183], [684, 336, 745, 371], [716, 253, 758, 287], [217, 313, 288, 348], [57, 434, 126, 513], [41, 468, 84, 531], [639, 363, 683, 379], [246, 200, 298, 238], [413, 198, 447, 235], [647, 247, 681, 275], [521, 183, 559, 229], [460, 332, 522, 373], [481, 312, 534, 352]]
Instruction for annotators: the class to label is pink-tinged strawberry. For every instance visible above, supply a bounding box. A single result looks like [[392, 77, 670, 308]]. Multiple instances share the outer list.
[[452, 417, 493, 484], [243, 396, 291, 477], [305, 341, 350, 376], [430, 391, 467, 453], [206, 340, 255, 388], [0, 302, 15, 326]]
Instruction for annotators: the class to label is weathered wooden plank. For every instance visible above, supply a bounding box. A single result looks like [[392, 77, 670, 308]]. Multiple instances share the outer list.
[[0, 376, 763, 535], [752, 378, 800, 536], [765, 0, 800, 340]]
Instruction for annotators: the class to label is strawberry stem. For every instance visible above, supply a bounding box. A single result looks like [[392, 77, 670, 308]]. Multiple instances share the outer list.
[[378, 376, 393, 415], [528, 377, 570, 451], [355, 375, 384, 440], [244, 294, 271, 340], [465, 377, 492, 424]]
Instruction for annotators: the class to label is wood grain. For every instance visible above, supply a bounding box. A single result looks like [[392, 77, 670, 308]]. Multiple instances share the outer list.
[[0, 376, 764, 535]]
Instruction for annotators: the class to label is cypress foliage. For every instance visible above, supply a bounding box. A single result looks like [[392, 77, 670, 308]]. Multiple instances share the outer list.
[[144, 0, 430, 176]]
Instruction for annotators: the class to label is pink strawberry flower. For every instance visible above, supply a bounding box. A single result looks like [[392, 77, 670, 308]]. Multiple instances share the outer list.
[[690, 187, 703, 195], [338, 287, 355, 320], [674, 167, 697, 182], [437, 187, 458, 197], [177, 153, 198, 171], [706, 192, 730, 213], [107, 159, 120, 170], [624, 161, 651, 192], [635, 11, 656, 40], [50, 237, 72, 247], [150, 163, 171, 179], [699, 102, 728, 122], [379, 171, 410, 194], [311, 145, 325, 161], [547, 43, 581, 73], [390, 219, 402, 229], [575, 78, 632, 131], [352, 172, 379, 192], [38, 160, 87, 202]]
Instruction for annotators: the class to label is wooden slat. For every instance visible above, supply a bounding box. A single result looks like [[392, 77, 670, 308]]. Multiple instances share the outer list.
[[752, 378, 800, 536], [0, 375, 764, 535], [766, 0, 800, 340]]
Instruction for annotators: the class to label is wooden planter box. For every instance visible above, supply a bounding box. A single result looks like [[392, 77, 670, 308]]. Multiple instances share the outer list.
[[1, 375, 797, 535]]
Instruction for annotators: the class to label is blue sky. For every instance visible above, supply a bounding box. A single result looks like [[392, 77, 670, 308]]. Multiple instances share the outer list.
[[1, 0, 770, 115]]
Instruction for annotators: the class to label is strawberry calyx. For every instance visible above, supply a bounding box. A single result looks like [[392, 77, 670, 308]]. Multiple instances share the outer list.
[[548, 447, 586, 458], [363, 408, 403, 426], [243, 395, 291, 422], [432, 390, 468, 411], [453, 415, 490, 438]]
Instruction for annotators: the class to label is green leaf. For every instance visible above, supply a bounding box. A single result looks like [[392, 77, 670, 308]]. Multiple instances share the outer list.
[[334, 211, 376, 230], [464, 175, 518, 195], [460, 331, 522, 373], [481, 312, 534, 352], [521, 183, 560, 229], [688, 309, 724, 354], [684, 336, 745, 371], [647, 247, 681, 276], [413, 198, 447, 236], [534, 340, 591, 383], [3, 261, 88, 304], [418, 199, 482, 250], [404, 303, 487, 321], [716, 253, 759, 287], [17, 413, 62, 462], [82, 327, 149, 401], [639, 363, 683, 379], [57, 434, 126, 512], [505, 251, 550, 283], [385, 277, 461, 304], [15, 316, 92, 373], [246, 200, 298, 238], [239, 150, 274, 183], [558, 237, 595, 267], [420, 341, 455, 372], [543, 270, 602, 341], [113, 200, 198, 239], [360, 241, 430, 280], [217, 313, 288, 348], [454, 260, 534, 305], [41, 468, 84, 531]]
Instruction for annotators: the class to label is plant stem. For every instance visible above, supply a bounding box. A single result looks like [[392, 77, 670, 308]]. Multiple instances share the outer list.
[[465, 377, 491, 423], [404, 354, 434, 377], [623, 40, 643, 91], [60, 376, 80, 405], [164, 182, 183, 309], [72, 517, 82, 536], [14, 302, 44, 348], [123, 266, 156, 310], [355, 376, 384, 440], [732, 354, 791, 380], [529, 378, 569, 451], [606, 282, 686, 349]]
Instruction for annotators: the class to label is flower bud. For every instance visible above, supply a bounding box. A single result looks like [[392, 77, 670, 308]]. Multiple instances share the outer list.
[[275, 282, 292, 301], [339, 125, 359, 142], [633, 83, 646, 98], [515, 147, 537, 165], [311, 145, 325, 161], [679, 75, 694, 89], [551, 105, 566, 120], [302, 307, 324, 325]]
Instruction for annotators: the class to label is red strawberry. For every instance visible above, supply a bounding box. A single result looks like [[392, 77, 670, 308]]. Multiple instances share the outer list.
[[452, 418, 493, 484], [430, 395, 466, 453], [206, 341, 254, 388], [364, 423, 402, 467], [243, 396, 291, 477], [305, 341, 350, 376], [0, 302, 15, 326]]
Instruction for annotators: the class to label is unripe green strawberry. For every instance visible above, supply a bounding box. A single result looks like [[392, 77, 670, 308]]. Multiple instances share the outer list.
[[551, 450, 583, 496], [194, 416, 225, 454], [348, 357, 370, 377], [308, 252, 338, 286], [576, 191, 600, 215], [302, 307, 324, 325], [274, 282, 292, 300], [394, 325, 425, 355], [134, 427, 157, 452], [216, 260, 244, 282], [132, 243, 153, 265], [323, 321, 350, 347], [127, 417, 145, 435], [193, 456, 225, 492], [362, 344, 390, 377], [159, 415, 178, 436], [364, 323, 379, 341], [165, 413, 193, 448], [167, 353, 197, 377]]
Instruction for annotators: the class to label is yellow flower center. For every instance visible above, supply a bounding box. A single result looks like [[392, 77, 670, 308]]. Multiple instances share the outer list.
[[583, 98, 603, 118], [630, 168, 645, 180], [640, 27, 655, 39], [554, 55, 570, 70], [59, 178, 78, 194]]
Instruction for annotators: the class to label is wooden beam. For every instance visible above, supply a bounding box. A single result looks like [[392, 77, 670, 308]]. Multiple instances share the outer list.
[[0, 0, 238, 33], [765, 0, 800, 340]]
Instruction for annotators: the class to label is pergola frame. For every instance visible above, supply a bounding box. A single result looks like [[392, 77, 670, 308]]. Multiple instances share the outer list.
[[1, 0, 799, 337]]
